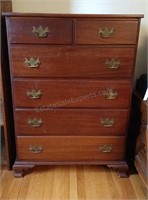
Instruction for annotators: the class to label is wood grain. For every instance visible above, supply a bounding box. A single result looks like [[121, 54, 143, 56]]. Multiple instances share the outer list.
[[76, 20, 139, 44], [14, 109, 128, 136], [1, 166, 147, 200], [12, 79, 132, 108], [4, 14, 143, 177], [16, 136, 125, 161], [10, 45, 135, 78], [70, 166, 77, 200], [6, 17, 73, 44]]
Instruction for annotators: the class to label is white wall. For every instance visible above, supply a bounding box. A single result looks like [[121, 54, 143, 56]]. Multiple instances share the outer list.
[[12, 0, 148, 83]]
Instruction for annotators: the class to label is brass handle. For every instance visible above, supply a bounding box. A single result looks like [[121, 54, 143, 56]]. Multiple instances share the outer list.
[[29, 145, 43, 153], [27, 89, 42, 99], [32, 26, 49, 37], [105, 58, 120, 69], [100, 144, 112, 153], [28, 118, 42, 127], [100, 118, 114, 127], [103, 88, 118, 100], [98, 27, 114, 38], [25, 57, 40, 68]]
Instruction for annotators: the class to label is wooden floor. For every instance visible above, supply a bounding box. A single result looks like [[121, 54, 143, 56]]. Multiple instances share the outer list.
[[0, 165, 147, 200]]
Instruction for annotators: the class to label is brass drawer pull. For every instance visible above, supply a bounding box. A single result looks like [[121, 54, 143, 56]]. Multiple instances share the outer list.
[[100, 144, 112, 153], [32, 26, 49, 37], [100, 118, 114, 127], [29, 145, 43, 153], [28, 118, 42, 127], [25, 57, 40, 68], [103, 88, 118, 100], [105, 58, 120, 69], [98, 27, 114, 38], [27, 89, 42, 99]]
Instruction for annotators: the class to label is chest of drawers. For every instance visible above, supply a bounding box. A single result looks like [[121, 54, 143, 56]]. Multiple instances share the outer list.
[[4, 13, 143, 177]]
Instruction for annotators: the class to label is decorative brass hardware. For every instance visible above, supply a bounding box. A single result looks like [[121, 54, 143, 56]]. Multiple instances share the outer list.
[[32, 26, 49, 37], [27, 89, 42, 99], [29, 145, 43, 153], [103, 88, 118, 100], [98, 27, 114, 38], [105, 58, 120, 69], [25, 57, 40, 68], [28, 118, 42, 127], [99, 144, 112, 153], [100, 118, 114, 127]]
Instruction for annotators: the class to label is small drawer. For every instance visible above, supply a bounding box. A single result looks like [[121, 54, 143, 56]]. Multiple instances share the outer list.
[[16, 136, 125, 161], [76, 20, 138, 44], [14, 109, 128, 136], [6, 17, 72, 44], [10, 45, 135, 78], [12, 79, 131, 108]]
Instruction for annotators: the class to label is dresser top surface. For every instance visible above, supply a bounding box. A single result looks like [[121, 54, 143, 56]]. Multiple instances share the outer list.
[[3, 12, 144, 19]]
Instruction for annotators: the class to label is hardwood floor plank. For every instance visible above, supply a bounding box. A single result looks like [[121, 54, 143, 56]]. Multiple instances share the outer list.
[[24, 166, 47, 200], [92, 166, 112, 199], [130, 174, 148, 199], [17, 170, 32, 200], [0, 170, 22, 200], [0, 166, 147, 200], [111, 170, 138, 199], [43, 166, 55, 200], [6, 178, 23, 200], [105, 168, 121, 199], [0, 170, 13, 198], [70, 166, 78, 200], [77, 166, 87, 200], [84, 165, 101, 200], [51, 166, 70, 200], [0, 169, 4, 177]]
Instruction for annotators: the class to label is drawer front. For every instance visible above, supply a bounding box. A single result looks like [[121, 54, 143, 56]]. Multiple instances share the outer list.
[[76, 20, 138, 44], [6, 17, 72, 44], [14, 109, 128, 136], [12, 79, 131, 108], [16, 136, 125, 161], [10, 45, 135, 78]]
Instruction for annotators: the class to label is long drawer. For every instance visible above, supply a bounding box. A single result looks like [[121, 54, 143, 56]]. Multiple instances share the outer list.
[[6, 17, 72, 44], [10, 45, 135, 78], [16, 136, 125, 161], [76, 20, 138, 44], [12, 79, 131, 108], [14, 109, 128, 136]]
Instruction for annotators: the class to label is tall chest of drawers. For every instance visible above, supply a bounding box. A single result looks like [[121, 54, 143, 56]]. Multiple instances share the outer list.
[[4, 13, 143, 177]]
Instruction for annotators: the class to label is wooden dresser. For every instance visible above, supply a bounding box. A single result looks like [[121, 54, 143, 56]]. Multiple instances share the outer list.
[[4, 13, 143, 177]]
